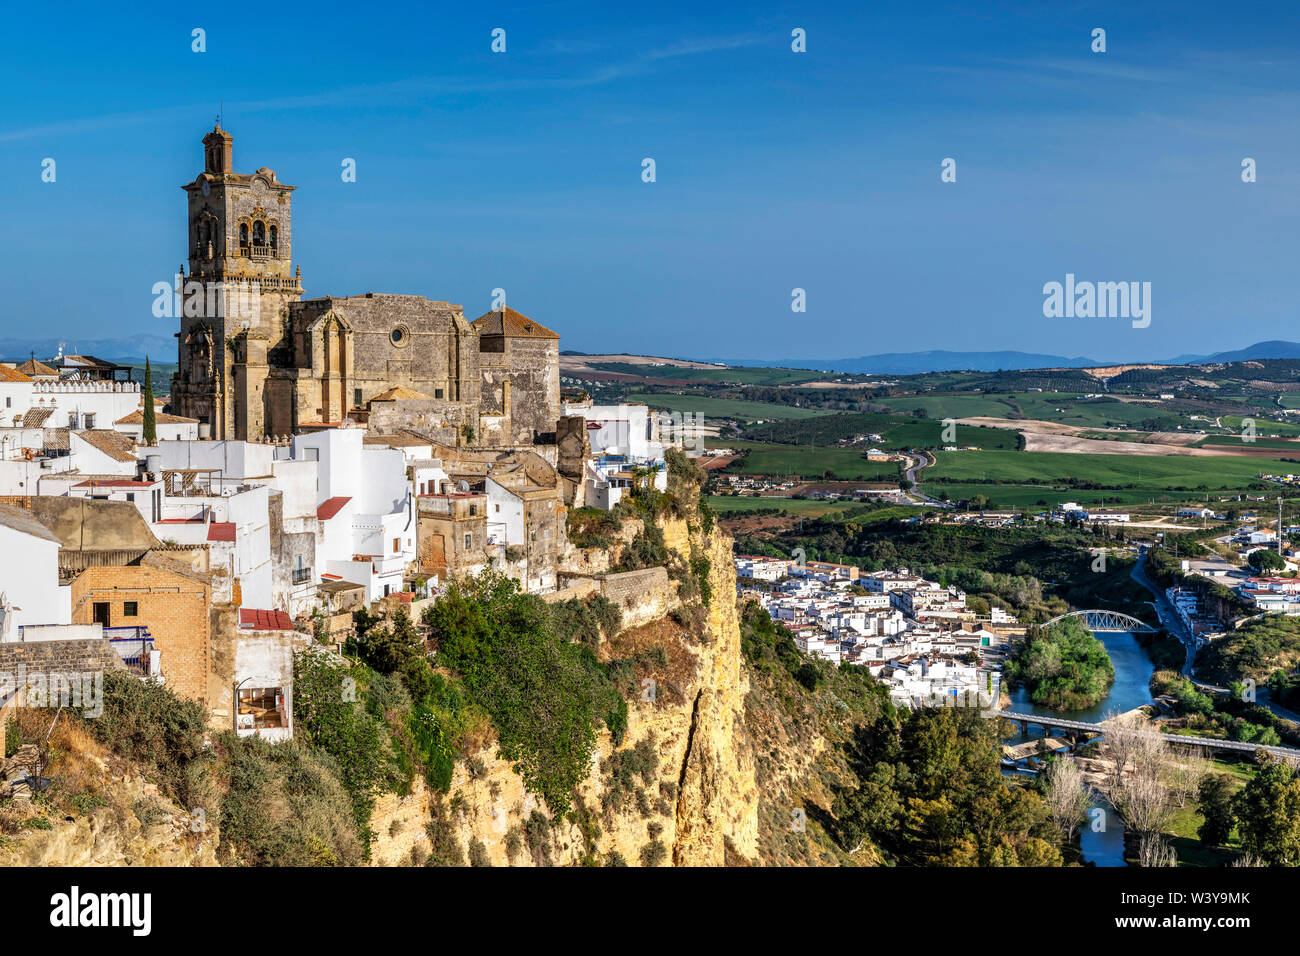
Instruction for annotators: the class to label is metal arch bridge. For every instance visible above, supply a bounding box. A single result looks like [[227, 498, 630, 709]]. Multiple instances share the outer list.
[[1041, 609, 1157, 633]]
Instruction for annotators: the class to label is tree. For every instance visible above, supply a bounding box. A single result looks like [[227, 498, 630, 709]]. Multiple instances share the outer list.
[[1234, 757, 1300, 865], [1249, 548, 1286, 574], [141, 356, 157, 446], [1197, 774, 1236, 847], [1043, 757, 1092, 842]]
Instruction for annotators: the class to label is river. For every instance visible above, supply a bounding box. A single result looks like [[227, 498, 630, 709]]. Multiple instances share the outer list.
[[1004, 629, 1158, 867]]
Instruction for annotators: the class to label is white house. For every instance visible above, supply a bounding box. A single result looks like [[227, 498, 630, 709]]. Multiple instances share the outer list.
[[0, 366, 35, 426], [32, 380, 141, 431], [292, 428, 416, 602], [113, 409, 200, 442], [0, 503, 70, 634], [69, 430, 140, 476]]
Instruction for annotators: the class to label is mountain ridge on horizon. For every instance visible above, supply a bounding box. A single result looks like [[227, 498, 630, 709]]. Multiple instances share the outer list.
[[7, 335, 1300, 376], [703, 339, 1300, 375]]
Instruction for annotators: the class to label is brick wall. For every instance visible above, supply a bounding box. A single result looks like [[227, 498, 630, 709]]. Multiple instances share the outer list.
[[70, 565, 211, 706]]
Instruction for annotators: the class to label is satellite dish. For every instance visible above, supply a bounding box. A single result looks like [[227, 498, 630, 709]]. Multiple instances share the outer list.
[[457, 480, 469, 493]]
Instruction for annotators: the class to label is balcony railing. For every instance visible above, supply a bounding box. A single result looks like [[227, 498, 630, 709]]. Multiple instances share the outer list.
[[292, 567, 313, 585], [238, 244, 280, 260]]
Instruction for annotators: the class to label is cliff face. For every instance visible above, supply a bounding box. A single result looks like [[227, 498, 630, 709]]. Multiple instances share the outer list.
[[369, 515, 762, 867], [0, 750, 218, 867]]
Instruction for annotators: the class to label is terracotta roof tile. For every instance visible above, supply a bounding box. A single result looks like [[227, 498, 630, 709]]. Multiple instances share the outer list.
[[317, 496, 351, 521], [239, 608, 294, 631], [74, 430, 138, 463], [471, 306, 560, 339]]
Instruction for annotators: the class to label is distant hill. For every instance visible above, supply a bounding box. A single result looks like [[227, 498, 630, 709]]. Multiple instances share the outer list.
[[720, 340, 1300, 375], [717, 349, 1105, 375], [1165, 340, 1300, 365], [0, 334, 175, 363]]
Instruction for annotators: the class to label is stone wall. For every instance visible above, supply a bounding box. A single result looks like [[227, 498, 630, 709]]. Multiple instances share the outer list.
[[368, 398, 477, 446], [0, 638, 125, 677], [600, 566, 675, 628]]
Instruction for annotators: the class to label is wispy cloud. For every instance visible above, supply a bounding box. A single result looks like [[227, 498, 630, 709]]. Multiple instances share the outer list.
[[0, 31, 768, 143]]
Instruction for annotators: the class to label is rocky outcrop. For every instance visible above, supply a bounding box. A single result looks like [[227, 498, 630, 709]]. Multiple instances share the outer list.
[[401, 513, 761, 866], [0, 754, 217, 867]]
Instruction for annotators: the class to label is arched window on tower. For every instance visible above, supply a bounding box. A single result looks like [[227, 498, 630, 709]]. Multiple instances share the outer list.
[[239, 223, 249, 252], [269, 224, 278, 256], [253, 221, 266, 249]]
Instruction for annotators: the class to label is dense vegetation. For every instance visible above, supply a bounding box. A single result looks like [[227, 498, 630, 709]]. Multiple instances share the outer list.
[[1003, 617, 1115, 710], [1194, 615, 1300, 686], [424, 572, 629, 815]]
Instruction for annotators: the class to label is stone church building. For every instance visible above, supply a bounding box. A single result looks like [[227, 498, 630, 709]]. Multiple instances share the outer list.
[[172, 126, 560, 451]]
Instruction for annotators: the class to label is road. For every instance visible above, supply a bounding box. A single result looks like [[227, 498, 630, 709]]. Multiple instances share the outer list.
[[1129, 546, 1199, 678], [1130, 546, 1300, 725], [902, 450, 953, 508]]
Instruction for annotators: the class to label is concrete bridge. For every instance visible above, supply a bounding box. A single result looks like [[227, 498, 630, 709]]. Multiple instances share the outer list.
[[998, 710, 1300, 760], [1041, 609, 1158, 633]]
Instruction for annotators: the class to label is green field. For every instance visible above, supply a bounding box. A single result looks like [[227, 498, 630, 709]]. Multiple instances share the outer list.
[[927, 449, 1282, 491], [705, 495, 879, 517], [626, 393, 831, 421], [742, 412, 1021, 450], [594, 363, 825, 385], [1194, 434, 1300, 450], [1279, 394, 1300, 409], [876, 392, 1190, 430], [924, 483, 1222, 509], [1221, 414, 1300, 437], [723, 441, 902, 480]]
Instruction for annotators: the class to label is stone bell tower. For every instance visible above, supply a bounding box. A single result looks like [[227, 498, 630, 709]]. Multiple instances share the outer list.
[[172, 125, 304, 439]]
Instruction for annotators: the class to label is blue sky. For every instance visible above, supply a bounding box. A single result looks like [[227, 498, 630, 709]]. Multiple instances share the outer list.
[[2, 0, 1299, 363]]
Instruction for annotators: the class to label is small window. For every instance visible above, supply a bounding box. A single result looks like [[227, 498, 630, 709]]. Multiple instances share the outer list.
[[464, 533, 472, 550], [434, 389, 444, 399], [469, 504, 477, 516], [83, 413, 95, 429], [123, 601, 138, 617], [390, 325, 409, 347], [4, 397, 9, 408], [126, 493, 135, 502], [392, 537, 400, 554], [494, 504, 500, 513], [353, 388, 362, 408], [238, 687, 284, 729]]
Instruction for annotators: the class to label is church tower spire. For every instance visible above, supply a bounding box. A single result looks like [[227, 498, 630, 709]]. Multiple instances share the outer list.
[[203, 125, 233, 175]]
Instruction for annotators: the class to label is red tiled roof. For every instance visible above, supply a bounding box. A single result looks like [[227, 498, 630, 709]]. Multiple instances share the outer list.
[[317, 496, 351, 521], [207, 521, 236, 542], [239, 608, 294, 631], [0, 365, 32, 383]]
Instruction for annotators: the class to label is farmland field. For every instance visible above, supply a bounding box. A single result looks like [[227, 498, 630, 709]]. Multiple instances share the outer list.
[[1221, 414, 1300, 437], [625, 393, 831, 421], [723, 441, 902, 480], [742, 412, 1020, 450], [923, 483, 1223, 509], [926, 449, 1282, 491], [592, 362, 825, 386], [705, 495, 876, 517], [876, 392, 1190, 430]]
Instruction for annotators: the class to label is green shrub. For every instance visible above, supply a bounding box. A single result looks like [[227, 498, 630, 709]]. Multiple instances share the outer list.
[[89, 671, 207, 804], [215, 732, 364, 866]]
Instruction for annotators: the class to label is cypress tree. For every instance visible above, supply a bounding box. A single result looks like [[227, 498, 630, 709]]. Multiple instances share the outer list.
[[142, 357, 157, 445]]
